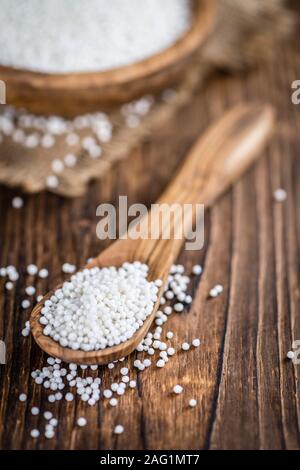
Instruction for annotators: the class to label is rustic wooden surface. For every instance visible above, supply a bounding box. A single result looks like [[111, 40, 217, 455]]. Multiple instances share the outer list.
[[0, 0, 215, 116], [1, 36, 300, 450]]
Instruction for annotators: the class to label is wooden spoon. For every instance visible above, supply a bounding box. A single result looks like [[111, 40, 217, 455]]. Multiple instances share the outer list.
[[30, 103, 275, 364]]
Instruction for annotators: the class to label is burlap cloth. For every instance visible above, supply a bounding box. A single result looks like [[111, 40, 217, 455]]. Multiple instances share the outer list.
[[0, 0, 294, 197]]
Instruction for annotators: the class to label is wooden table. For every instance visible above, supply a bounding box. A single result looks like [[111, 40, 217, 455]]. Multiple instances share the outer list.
[[1, 38, 300, 450]]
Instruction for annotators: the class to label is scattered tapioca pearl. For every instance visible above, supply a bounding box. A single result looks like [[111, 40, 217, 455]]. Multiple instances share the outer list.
[[50, 418, 58, 427], [39, 268, 49, 279], [166, 331, 174, 339], [22, 327, 30, 337], [192, 338, 201, 347], [77, 417, 87, 427], [181, 342, 190, 351], [174, 303, 184, 313], [109, 398, 118, 407], [51, 159, 64, 174], [62, 263, 76, 274], [45, 429, 55, 439], [5, 281, 14, 290], [163, 306, 172, 315], [25, 134, 39, 148], [192, 264, 202, 275], [12, 129, 25, 144], [103, 389, 113, 399], [156, 359, 165, 368], [8, 270, 19, 281], [129, 380, 136, 388], [209, 285, 223, 298], [48, 394, 56, 403], [126, 115, 140, 128], [165, 290, 174, 300], [167, 347, 175, 356], [27, 264, 38, 275], [37, 295, 43, 302], [0, 267, 7, 276], [44, 411, 53, 420], [66, 133, 79, 146], [41, 134, 55, 148], [30, 429, 40, 438], [25, 286, 36, 296], [176, 265, 185, 274], [184, 295, 192, 304], [88, 144, 102, 159], [160, 351, 168, 361], [31, 406, 39, 415], [64, 153, 77, 167], [12, 196, 24, 209], [209, 287, 218, 298], [114, 425, 124, 435], [19, 393, 27, 402], [111, 383, 118, 392], [65, 392, 74, 402], [215, 284, 223, 294], [82, 136, 96, 150], [287, 351, 295, 360], [120, 367, 129, 376], [173, 385, 183, 394], [21, 299, 31, 309], [273, 188, 287, 202], [46, 175, 59, 189], [189, 399, 197, 407]]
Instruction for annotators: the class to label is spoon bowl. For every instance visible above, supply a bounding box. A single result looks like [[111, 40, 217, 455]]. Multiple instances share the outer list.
[[30, 103, 275, 363]]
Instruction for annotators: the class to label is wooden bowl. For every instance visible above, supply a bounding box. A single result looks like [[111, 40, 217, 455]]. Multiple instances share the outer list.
[[0, 0, 216, 117]]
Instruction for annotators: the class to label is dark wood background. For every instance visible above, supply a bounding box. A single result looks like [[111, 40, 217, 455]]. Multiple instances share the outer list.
[[1, 33, 300, 450]]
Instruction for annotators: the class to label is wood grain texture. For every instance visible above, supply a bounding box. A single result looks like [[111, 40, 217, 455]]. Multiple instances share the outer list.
[[0, 0, 215, 116], [0, 36, 300, 450]]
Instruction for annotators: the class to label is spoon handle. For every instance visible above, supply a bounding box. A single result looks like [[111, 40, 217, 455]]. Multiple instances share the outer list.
[[159, 103, 274, 207], [125, 103, 275, 271]]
